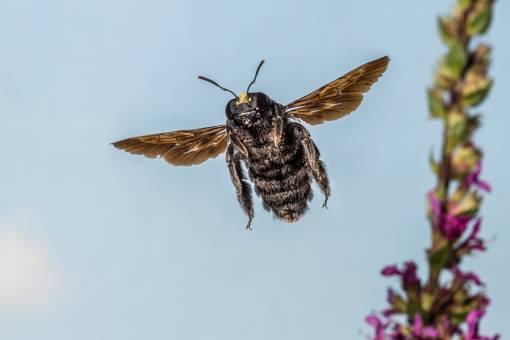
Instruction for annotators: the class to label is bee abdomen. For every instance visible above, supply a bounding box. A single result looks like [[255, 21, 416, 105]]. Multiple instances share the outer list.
[[249, 146, 313, 223], [259, 180, 313, 223]]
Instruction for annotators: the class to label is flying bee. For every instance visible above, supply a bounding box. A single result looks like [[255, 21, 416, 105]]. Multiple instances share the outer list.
[[113, 56, 389, 229]]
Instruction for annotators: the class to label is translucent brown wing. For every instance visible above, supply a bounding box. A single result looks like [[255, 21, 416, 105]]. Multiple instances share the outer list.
[[112, 125, 228, 166], [285, 56, 389, 125]]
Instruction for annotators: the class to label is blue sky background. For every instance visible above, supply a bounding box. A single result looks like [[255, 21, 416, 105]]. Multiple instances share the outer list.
[[0, 0, 508, 339]]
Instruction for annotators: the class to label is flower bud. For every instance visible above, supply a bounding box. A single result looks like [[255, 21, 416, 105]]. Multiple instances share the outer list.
[[440, 41, 468, 80], [462, 73, 492, 107], [438, 16, 457, 45], [448, 112, 469, 150], [471, 43, 491, 75], [450, 191, 482, 217], [451, 145, 481, 175], [467, 2, 492, 36], [428, 88, 446, 119]]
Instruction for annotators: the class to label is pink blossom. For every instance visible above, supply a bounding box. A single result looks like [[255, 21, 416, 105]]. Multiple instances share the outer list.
[[412, 314, 439, 338], [464, 162, 492, 193], [382, 265, 401, 276], [441, 214, 472, 240], [459, 219, 487, 252], [381, 262, 420, 291], [366, 315, 389, 340], [465, 310, 500, 340], [428, 190, 480, 241], [452, 266, 483, 286]]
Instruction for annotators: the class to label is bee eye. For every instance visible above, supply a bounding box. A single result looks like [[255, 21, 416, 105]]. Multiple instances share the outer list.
[[254, 93, 270, 111], [225, 99, 235, 117]]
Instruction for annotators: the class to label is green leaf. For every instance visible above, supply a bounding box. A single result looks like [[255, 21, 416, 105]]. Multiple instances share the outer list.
[[427, 89, 446, 118], [429, 244, 450, 271], [406, 301, 420, 317], [438, 17, 455, 45], [467, 8, 492, 36], [444, 42, 467, 79], [429, 151, 439, 175], [394, 296, 407, 313], [448, 113, 468, 147], [451, 311, 468, 325], [462, 81, 492, 106], [458, 0, 472, 8], [421, 292, 434, 312]]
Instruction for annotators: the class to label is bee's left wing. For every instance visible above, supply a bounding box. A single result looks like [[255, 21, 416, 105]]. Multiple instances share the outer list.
[[285, 56, 389, 125], [112, 125, 228, 166]]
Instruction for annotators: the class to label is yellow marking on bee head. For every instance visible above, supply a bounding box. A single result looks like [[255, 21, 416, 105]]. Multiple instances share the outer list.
[[236, 92, 250, 105]]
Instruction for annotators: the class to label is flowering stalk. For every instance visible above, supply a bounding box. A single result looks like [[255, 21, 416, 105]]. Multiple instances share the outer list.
[[366, 0, 498, 339]]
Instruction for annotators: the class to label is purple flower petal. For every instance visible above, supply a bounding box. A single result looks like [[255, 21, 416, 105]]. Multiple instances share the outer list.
[[411, 314, 439, 338], [366, 315, 388, 340], [452, 266, 483, 286], [464, 162, 492, 193], [464, 272, 483, 286], [466, 310, 485, 339], [422, 326, 439, 338], [412, 314, 424, 332], [402, 262, 420, 288], [390, 324, 405, 340], [463, 219, 487, 252], [467, 218, 482, 241], [382, 265, 401, 276], [476, 179, 492, 192], [387, 288, 397, 304], [366, 315, 382, 328], [382, 308, 396, 317], [440, 214, 472, 240]]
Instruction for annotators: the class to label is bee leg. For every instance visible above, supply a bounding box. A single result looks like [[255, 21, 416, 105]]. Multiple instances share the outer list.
[[226, 143, 254, 230], [292, 123, 331, 208]]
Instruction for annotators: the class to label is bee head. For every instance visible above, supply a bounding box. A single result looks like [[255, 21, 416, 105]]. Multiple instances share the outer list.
[[198, 60, 268, 127], [225, 92, 272, 127]]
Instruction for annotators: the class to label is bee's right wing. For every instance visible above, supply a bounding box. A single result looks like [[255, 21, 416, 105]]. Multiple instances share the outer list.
[[112, 125, 228, 166], [285, 56, 389, 125]]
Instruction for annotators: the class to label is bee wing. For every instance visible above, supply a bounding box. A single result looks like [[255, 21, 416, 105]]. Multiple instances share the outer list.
[[285, 56, 389, 125], [112, 125, 228, 166]]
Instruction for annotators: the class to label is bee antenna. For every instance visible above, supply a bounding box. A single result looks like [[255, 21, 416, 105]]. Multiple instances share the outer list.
[[246, 59, 265, 93], [198, 76, 238, 99]]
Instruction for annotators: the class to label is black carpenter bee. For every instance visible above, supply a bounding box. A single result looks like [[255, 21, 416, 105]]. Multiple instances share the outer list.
[[113, 56, 389, 229]]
